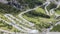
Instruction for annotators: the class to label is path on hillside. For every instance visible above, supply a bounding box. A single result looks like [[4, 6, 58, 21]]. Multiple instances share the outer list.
[[0, 18, 27, 32], [4, 14, 32, 31], [0, 29, 14, 34], [44, 0, 50, 15], [0, 0, 60, 34], [42, 1, 60, 33]]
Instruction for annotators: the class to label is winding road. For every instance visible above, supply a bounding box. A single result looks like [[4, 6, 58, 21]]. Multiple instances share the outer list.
[[44, 0, 50, 15], [0, 0, 60, 34], [4, 14, 33, 32], [0, 29, 14, 34]]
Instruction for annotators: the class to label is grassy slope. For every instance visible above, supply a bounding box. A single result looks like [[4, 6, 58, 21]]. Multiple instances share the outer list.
[[56, 10, 60, 15], [51, 25, 60, 32], [0, 3, 20, 32], [0, 1, 60, 32], [23, 7, 57, 31]]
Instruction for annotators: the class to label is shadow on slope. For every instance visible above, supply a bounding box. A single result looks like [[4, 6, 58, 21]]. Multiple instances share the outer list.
[[0, 3, 21, 15], [24, 10, 50, 18]]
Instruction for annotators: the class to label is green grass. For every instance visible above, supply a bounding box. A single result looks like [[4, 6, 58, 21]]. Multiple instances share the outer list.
[[0, 14, 21, 32], [0, 2, 60, 32], [35, 7, 45, 14], [0, 16, 20, 32], [0, 14, 20, 32], [0, 3, 21, 15], [55, 10, 60, 15], [0, 20, 20, 32], [23, 7, 57, 31], [0, 3, 21, 32], [23, 8, 56, 31], [51, 25, 60, 32]]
